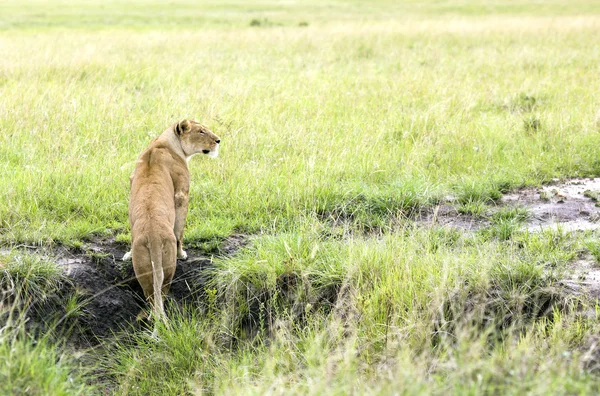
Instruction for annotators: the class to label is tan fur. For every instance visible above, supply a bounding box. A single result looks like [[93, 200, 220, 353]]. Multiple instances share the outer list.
[[126, 120, 220, 320]]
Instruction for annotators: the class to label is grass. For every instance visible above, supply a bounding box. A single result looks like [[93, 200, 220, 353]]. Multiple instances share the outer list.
[[3, 2, 600, 244], [107, 228, 586, 394], [0, 252, 66, 307], [0, 253, 93, 395], [0, 333, 95, 395], [3, 0, 600, 394]]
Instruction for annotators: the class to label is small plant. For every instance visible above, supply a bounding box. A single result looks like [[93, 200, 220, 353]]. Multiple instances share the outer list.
[[457, 199, 487, 217], [485, 219, 521, 241], [583, 190, 599, 202], [298, 21, 309, 27], [524, 116, 542, 133], [539, 190, 551, 201], [0, 253, 65, 304], [491, 206, 529, 224], [63, 293, 84, 319], [426, 228, 461, 253], [483, 206, 529, 241], [68, 240, 84, 251], [115, 259, 132, 280], [115, 232, 131, 245], [196, 239, 221, 254], [250, 18, 275, 27], [585, 241, 600, 264], [205, 287, 218, 321], [85, 250, 110, 265], [507, 93, 538, 113], [456, 182, 502, 206]]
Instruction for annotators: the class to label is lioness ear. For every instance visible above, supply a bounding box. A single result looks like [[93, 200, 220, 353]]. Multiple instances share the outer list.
[[175, 120, 192, 135]]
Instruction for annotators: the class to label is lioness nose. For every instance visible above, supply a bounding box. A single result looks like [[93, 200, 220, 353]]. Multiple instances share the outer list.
[[215, 139, 220, 144]]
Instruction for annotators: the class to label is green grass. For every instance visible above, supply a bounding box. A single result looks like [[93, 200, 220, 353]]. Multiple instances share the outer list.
[[2, 1, 600, 244], [107, 228, 588, 394], [3, 0, 600, 394], [0, 254, 93, 395], [0, 333, 95, 395], [0, 252, 66, 306]]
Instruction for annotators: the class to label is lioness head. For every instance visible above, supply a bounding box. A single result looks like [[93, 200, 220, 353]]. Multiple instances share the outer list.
[[175, 119, 220, 159]]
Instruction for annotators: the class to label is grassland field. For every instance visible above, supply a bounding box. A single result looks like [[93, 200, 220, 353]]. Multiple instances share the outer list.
[[2, 0, 600, 394]]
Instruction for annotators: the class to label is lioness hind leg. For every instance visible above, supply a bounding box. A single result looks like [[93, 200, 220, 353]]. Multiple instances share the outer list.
[[161, 241, 177, 298], [131, 242, 155, 308]]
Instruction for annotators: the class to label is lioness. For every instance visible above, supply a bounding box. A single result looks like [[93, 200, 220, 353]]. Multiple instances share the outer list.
[[124, 120, 220, 320]]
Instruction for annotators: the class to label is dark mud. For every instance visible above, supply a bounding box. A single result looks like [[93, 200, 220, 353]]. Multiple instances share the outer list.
[[11, 234, 248, 348]]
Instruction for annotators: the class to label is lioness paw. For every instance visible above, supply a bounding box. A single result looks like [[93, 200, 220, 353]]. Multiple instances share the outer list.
[[122, 251, 132, 261], [178, 250, 188, 260]]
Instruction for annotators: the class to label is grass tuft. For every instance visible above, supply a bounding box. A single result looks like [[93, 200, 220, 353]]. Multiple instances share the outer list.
[[0, 252, 65, 306]]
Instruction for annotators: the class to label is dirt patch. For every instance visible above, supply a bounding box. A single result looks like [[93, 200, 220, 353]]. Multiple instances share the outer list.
[[414, 178, 600, 303], [8, 234, 248, 347], [561, 255, 600, 300], [415, 204, 490, 231], [503, 178, 600, 232], [417, 178, 600, 233]]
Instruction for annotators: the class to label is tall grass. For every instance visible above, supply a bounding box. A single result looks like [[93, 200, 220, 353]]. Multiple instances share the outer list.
[[0, 334, 95, 395], [2, 0, 600, 394], [2, 2, 600, 243], [0, 252, 94, 395], [107, 228, 595, 394]]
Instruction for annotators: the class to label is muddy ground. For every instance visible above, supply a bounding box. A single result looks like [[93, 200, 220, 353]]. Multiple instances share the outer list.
[[503, 178, 600, 232], [418, 178, 600, 232], [4, 179, 600, 346], [5, 234, 248, 348], [418, 178, 600, 299]]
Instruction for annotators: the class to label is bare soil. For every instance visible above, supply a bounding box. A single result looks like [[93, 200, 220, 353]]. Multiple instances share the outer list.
[[561, 255, 600, 300], [12, 234, 248, 347], [418, 178, 600, 232], [415, 204, 490, 231], [500, 178, 600, 300], [503, 178, 600, 232]]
